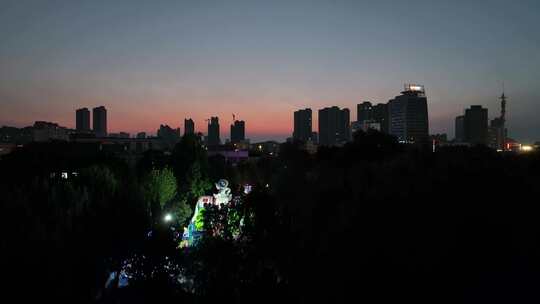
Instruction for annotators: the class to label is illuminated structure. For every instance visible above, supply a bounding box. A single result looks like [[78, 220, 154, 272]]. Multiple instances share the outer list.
[[180, 179, 232, 247], [388, 84, 429, 143]]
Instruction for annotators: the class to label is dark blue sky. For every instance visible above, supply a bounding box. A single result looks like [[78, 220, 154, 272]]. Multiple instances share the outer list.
[[1, 0, 539, 141]]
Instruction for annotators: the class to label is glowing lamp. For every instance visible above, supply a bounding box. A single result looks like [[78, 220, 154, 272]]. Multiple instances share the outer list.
[[521, 145, 533, 152]]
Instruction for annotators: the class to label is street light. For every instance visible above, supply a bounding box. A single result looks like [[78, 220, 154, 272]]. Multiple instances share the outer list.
[[164, 213, 173, 222]]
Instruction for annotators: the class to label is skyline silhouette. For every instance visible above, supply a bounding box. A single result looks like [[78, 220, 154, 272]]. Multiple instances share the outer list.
[[1, 0, 539, 142]]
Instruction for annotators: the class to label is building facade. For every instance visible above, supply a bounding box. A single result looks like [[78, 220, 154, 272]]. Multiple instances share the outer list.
[[157, 124, 181, 148], [357, 101, 373, 123], [489, 118, 506, 150], [230, 120, 245, 144], [92, 106, 107, 138], [293, 108, 312, 142], [32, 121, 69, 142], [372, 103, 389, 133], [184, 118, 195, 135], [76, 108, 90, 132], [318, 106, 350, 146], [207, 117, 220, 146], [455, 115, 465, 142], [388, 84, 429, 143], [464, 105, 488, 145]]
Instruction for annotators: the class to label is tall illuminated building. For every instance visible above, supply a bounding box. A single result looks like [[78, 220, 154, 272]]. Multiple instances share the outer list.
[[388, 84, 429, 143], [318, 106, 350, 146], [293, 108, 312, 142], [76, 108, 90, 132], [92, 106, 107, 137], [207, 117, 220, 146]]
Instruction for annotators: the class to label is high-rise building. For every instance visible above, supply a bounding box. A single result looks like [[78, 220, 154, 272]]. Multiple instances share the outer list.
[[184, 118, 195, 135], [230, 120, 245, 144], [455, 115, 465, 142], [464, 105, 488, 145], [372, 103, 389, 133], [293, 108, 312, 142], [388, 84, 429, 143], [92, 106, 107, 137], [76, 108, 90, 132], [489, 118, 506, 149], [207, 117, 220, 146], [357, 101, 373, 123], [318, 106, 350, 146], [489, 92, 508, 150], [157, 124, 181, 149]]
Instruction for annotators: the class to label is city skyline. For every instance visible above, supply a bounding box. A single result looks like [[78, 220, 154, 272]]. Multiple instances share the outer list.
[[1, 1, 540, 142], [0, 86, 531, 143]]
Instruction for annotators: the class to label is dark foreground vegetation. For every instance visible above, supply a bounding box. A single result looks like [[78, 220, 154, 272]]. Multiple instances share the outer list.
[[1, 131, 540, 303]]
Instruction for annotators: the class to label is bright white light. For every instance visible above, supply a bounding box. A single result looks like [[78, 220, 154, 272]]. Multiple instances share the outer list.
[[521, 145, 533, 152], [164, 213, 173, 222], [61, 172, 68, 179]]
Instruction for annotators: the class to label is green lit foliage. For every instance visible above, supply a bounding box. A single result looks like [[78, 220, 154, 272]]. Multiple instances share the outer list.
[[172, 134, 212, 206], [187, 162, 212, 203], [169, 197, 192, 227], [194, 206, 206, 231], [202, 199, 245, 241], [141, 167, 177, 212]]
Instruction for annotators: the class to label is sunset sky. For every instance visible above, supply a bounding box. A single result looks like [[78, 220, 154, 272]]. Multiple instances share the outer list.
[[1, 0, 539, 142]]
